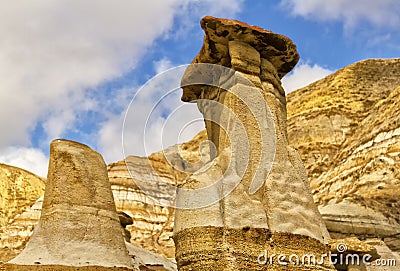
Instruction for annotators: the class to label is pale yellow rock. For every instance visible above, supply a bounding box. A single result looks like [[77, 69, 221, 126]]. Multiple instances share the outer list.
[[228, 40, 260, 75], [0, 164, 44, 227], [174, 16, 334, 271], [8, 139, 138, 270], [0, 196, 43, 262], [287, 59, 400, 252], [364, 239, 400, 271]]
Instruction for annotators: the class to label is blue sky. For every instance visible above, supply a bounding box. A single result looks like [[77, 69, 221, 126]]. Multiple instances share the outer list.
[[0, 0, 399, 177]]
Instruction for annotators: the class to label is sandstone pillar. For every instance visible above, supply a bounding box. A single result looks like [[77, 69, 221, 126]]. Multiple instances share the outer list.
[[7, 139, 138, 270], [174, 16, 335, 270]]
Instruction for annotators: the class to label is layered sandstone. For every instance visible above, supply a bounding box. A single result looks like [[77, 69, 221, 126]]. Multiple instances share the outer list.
[[287, 59, 400, 252], [0, 164, 44, 227], [0, 196, 43, 262], [0, 165, 45, 261], [108, 157, 175, 259], [174, 16, 333, 270], [7, 139, 138, 270]]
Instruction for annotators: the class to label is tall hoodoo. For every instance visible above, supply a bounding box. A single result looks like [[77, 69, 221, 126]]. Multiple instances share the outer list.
[[8, 139, 138, 270], [174, 16, 335, 270]]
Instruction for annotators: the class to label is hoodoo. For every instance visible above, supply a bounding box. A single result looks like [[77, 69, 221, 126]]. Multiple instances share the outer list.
[[174, 16, 335, 271], [7, 139, 138, 270]]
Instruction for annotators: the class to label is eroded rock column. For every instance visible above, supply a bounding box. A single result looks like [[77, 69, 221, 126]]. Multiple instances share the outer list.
[[174, 16, 335, 270], [8, 139, 138, 270]]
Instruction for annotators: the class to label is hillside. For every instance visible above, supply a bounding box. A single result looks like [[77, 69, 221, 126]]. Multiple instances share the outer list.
[[0, 164, 44, 261], [0, 164, 44, 227], [287, 59, 400, 250]]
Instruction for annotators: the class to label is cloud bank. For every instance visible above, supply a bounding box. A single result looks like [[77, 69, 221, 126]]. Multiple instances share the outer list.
[[0, 1, 243, 176], [281, 0, 400, 30]]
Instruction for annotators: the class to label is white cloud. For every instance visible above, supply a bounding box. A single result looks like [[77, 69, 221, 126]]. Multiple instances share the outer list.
[[0, 0, 243, 167], [282, 63, 333, 93], [281, 0, 400, 30], [153, 58, 175, 74], [98, 65, 204, 162], [98, 114, 126, 162], [366, 33, 392, 48], [199, 0, 243, 16], [0, 0, 183, 149], [0, 147, 48, 177], [164, 0, 244, 39]]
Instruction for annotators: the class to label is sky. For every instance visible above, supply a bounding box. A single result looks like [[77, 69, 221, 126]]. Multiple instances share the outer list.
[[0, 0, 399, 177]]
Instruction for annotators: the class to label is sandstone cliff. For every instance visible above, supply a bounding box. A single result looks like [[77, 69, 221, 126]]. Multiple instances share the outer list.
[[0, 164, 44, 228], [287, 59, 400, 251], [0, 164, 44, 261], [1, 58, 400, 262]]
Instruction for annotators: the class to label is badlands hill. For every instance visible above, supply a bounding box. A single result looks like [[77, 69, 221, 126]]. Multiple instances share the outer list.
[[287, 58, 400, 251], [0, 164, 44, 261], [0, 58, 399, 261], [0, 164, 44, 227]]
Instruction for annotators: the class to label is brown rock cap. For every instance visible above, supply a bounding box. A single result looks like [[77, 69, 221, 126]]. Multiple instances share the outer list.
[[181, 16, 299, 102], [199, 16, 299, 77]]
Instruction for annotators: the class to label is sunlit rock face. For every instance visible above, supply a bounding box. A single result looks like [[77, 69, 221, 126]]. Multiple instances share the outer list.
[[0, 196, 43, 262], [0, 132, 208, 263], [7, 139, 138, 270], [0, 164, 45, 261], [0, 164, 44, 228], [108, 65, 400, 258], [173, 16, 334, 271], [108, 157, 176, 260], [287, 59, 400, 252]]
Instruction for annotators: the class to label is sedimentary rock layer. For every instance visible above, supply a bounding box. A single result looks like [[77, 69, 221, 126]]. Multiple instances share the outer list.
[[0, 164, 44, 227], [287, 59, 400, 251], [1, 58, 399, 261], [174, 227, 333, 271], [8, 140, 137, 270], [174, 16, 333, 270]]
